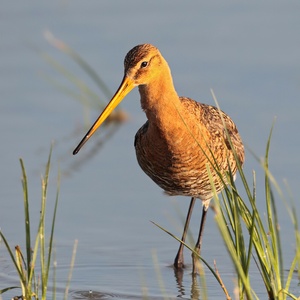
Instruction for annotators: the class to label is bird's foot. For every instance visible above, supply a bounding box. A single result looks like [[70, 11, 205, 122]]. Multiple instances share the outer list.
[[174, 252, 185, 269]]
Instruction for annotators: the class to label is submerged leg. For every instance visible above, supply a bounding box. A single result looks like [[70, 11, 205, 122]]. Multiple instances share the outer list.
[[192, 205, 209, 275], [174, 197, 196, 269]]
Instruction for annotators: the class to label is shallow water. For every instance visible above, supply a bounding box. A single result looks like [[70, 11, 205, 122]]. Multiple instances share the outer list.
[[1, 1, 300, 299]]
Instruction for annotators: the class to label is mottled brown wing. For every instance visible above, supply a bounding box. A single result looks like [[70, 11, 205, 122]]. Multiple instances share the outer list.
[[181, 97, 245, 166]]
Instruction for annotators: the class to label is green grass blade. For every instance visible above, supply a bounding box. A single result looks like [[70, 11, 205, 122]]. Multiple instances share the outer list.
[[282, 182, 300, 293], [19, 159, 32, 281], [244, 171, 256, 277], [264, 122, 284, 294], [0, 286, 20, 294], [278, 289, 299, 300], [40, 146, 53, 299], [63, 239, 78, 300], [47, 168, 60, 280], [0, 232, 25, 284]]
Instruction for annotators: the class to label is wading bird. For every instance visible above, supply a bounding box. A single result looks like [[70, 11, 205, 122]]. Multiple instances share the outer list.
[[73, 44, 244, 274]]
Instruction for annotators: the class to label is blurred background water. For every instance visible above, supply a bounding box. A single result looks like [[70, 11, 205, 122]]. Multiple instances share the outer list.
[[1, 1, 300, 299]]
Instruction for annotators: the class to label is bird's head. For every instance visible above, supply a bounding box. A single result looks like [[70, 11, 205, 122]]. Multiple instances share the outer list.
[[123, 44, 164, 86], [73, 43, 163, 155]]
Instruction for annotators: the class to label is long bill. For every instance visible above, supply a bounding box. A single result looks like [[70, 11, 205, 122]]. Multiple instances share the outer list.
[[73, 75, 135, 155]]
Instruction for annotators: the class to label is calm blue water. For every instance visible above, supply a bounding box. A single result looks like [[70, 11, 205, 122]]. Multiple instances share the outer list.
[[1, 1, 300, 299]]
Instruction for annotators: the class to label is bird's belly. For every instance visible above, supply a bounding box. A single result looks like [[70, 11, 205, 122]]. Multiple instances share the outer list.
[[135, 145, 221, 201]]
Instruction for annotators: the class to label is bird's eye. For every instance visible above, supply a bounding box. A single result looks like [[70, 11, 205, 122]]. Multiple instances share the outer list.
[[140, 61, 148, 68]]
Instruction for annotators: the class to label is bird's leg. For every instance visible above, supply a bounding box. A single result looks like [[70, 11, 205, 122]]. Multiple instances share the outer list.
[[174, 197, 196, 269], [192, 205, 208, 275]]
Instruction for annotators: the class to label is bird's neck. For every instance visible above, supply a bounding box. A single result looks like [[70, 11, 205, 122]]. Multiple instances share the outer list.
[[138, 66, 182, 129]]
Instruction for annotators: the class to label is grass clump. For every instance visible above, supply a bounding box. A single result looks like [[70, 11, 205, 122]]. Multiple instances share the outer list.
[[212, 123, 300, 299], [0, 148, 62, 300], [195, 119, 300, 299]]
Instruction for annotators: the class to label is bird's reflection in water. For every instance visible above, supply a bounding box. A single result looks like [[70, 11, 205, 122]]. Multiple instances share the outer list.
[[173, 266, 202, 300]]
